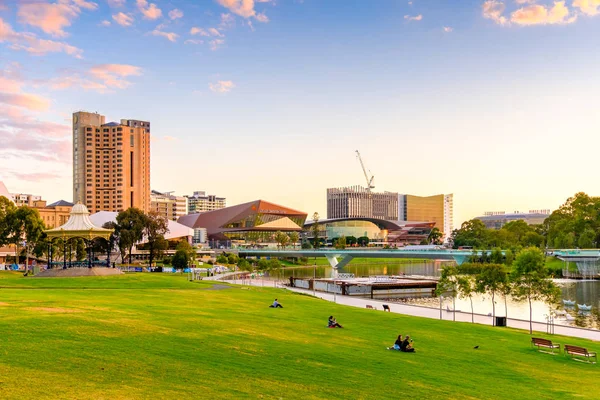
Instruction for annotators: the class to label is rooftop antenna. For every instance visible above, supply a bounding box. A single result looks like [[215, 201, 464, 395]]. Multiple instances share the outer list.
[[355, 150, 375, 193]]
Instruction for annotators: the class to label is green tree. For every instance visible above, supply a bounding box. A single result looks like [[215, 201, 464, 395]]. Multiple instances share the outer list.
[[489, 248, 504, 264], [176, 240, 196, 266], [288, 232, 300, 249], [143, 211, 169, 268], [511, 247, 561, 333], [437, 265, 459, 321], [311, 212, 321, 249], [457, 275, 477, 323], [116, 208, 146, 265], [475, 264, 507, 325], [577, 228, 595, 248], [227, 253, 238, 265], [345, 236, 357, 246], [357, 236, 369, 247], [216, 254, 228, 264], [335, 235, 347, 250], [428, 227, 443, 245], [274, 231, 289, 249], [0, 196, 17, 246], [451, 219, 488, 249], [237, 258, 252, 271], [6, 206, 44, 274], [171, 249, 189, 270], [75, 238, 86, 262]]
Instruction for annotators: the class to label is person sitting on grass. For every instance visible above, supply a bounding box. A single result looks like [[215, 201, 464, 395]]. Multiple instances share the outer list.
[[389, 335, 403, 350], [328, 316, 343, 328], [401, 335, 415, 352], [269, 299, 283, 308]]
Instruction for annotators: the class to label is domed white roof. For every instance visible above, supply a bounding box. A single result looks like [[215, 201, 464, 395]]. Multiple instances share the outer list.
[[71, 202, 90, 215]]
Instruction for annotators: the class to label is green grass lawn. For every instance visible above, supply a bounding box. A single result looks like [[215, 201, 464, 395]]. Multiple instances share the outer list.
[[0, 271, 597, 399]]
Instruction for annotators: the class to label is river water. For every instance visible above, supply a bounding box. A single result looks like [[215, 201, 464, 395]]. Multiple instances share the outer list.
[[273, 261, 600, 328]]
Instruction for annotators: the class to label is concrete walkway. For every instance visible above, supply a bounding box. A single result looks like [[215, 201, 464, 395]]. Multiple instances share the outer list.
[[218, 276, 600, 342]]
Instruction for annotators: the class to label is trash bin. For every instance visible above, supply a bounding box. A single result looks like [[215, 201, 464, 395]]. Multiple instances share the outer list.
[[495, 316, 507, 327]]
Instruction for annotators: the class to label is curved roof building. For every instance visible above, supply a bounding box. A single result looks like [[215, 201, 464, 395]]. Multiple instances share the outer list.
[[304, 217, 434, 245], [178, 200, 307, 242]]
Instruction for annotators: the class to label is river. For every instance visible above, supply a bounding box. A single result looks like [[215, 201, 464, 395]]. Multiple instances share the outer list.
[[270, 261, 600, 329]]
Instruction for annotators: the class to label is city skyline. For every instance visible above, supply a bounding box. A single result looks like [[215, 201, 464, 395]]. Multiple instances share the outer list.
[[2, 1, 600, 225]]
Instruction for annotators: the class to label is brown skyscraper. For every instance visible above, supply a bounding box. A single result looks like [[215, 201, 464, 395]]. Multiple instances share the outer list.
[[73, 111, 150, 214]]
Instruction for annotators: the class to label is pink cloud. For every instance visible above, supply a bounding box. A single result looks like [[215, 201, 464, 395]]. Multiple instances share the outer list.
[[0, 17, 83, 57], [151, 29, 178, 42], [216, 0, 270, 22], [0, 92, 50, 111], [89, 64, 143, 88], [17, 1, 79, 37], [209, 80, 235, 93], [511, 1, 576, 25], [113, 12, 133, 26], [573, 0, 600, 16], [7, 171, 64, 182], [209, 38, 225, 50], [168, 8, 183, 20], [0, 105, 68, 138], [137, 0, 162, 20], [107, 0, 126, 7]]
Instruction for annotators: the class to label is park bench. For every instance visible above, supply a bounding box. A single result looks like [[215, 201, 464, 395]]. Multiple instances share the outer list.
[[564, 345, 597, 364], [531, 337, 560, 354], [382, 304, 390, 312], [366, 305, 374, 309]]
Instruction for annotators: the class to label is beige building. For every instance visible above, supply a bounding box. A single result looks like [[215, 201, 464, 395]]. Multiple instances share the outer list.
[[73, 112, 150, 214], [186, 191, 226, 214], [9, 193, 42, 206], [35, 200, 74, 229], [150, 190, 188, 221], [399, 194, 454, 240]]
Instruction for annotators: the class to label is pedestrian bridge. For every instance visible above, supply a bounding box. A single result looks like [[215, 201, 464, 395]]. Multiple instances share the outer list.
[[237, 249, 493, 276]]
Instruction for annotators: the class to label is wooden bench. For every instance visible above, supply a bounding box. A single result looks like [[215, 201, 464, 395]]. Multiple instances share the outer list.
[[531, 337, 560, 354], [564, 345, 597, 364], [382, 304, 390, 312], [366, 305, 374, 309]]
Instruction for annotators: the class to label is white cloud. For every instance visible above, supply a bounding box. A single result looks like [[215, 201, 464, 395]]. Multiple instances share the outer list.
[[404, 14, 423, 21], [208, 27, 223, 37], [151, 29, 179, 42], [190, 27, 208, 36], [209, 38, 225, 50], [209, 80, 235, 93], [573, 0, 600, 16], [72, 0, 98, 10], [113, 12, 133, 26], [169, 8, 184, 20], [184, 39, 204, 45], [443, 26, 453, 32], [220, 13, 235, 29], [99, 20, 111, 27], [482, 0, 508, 25], [137, 0, 162, 20], [510, 1, 576, 25]]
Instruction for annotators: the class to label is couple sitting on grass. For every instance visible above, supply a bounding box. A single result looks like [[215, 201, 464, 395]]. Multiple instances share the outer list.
[[328, 316, 343, 328], [389, 335, 415, 352]]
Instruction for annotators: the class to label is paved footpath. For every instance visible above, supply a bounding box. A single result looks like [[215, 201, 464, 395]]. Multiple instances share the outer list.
[[206, 275, 600, 341]]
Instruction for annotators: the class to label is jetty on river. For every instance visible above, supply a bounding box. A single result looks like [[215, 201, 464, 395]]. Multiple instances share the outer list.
[[289, 275, 438, 299]]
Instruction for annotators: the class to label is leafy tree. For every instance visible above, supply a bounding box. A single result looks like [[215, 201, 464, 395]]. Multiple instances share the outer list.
[[577, 228, 595, 249], [216, 254, 228, 264], [511, 247, 561, 333], [335, 235, 346, 250], [176, 240, 196, 266], [288, 232, 300, 249], [267, 259, 281, 271], [237, 258, 252, 271], [172, 249, 189, 270], [451, 219, 488, 249], [274, 231, 289, 249], [503, 249, 514, 266], [75, 238, 86, 261], [6, 206, 44, 274], [102, 221, 119, 266], [311, 212, 321, 249], [143, 211, 169, 268], [116, 208, 146, 265], [345, 236, 357, 246], [428, 227, 443, 245], [0, 196, 17, 246], [475, 264, 507, 325], [227, 253, 238, 265], [357, 236, 369, 247], [437, 265, 459, 321], [490, 248, 503, 264], [457, 275, 477, 323]]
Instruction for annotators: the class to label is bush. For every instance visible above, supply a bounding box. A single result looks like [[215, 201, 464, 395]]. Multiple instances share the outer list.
[[216, 254, 228, 264]]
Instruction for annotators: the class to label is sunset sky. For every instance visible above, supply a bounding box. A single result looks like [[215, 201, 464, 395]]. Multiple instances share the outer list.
[[1, 0, 600, 225]]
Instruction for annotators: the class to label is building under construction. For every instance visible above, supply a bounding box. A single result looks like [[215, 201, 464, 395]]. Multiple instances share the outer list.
[[327, 186, 399, 220]]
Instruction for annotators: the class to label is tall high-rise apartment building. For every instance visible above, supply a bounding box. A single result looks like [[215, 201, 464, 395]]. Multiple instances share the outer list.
[[398, 193, 454, 241], [186, 191, 226, 214], [73, 111, 150, 214], [327, 186, 399, 220], [150, 190, 188, 221]]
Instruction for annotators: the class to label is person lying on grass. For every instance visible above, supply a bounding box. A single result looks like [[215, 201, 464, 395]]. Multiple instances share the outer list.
[[401, 335, 415, 353], [388, 335, 403, 350], [269, 299, 283, 308], [328, 316, 343, 328]]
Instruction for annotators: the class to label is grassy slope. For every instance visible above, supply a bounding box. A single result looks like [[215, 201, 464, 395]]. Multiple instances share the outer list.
[[0, 272, 597, 400]]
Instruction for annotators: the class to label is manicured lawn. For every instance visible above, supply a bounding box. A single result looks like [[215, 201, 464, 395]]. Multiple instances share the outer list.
[[0, 271, 598, 399]]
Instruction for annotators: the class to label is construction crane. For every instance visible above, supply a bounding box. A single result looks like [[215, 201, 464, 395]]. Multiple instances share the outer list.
[[355, 150, 375, 192]]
